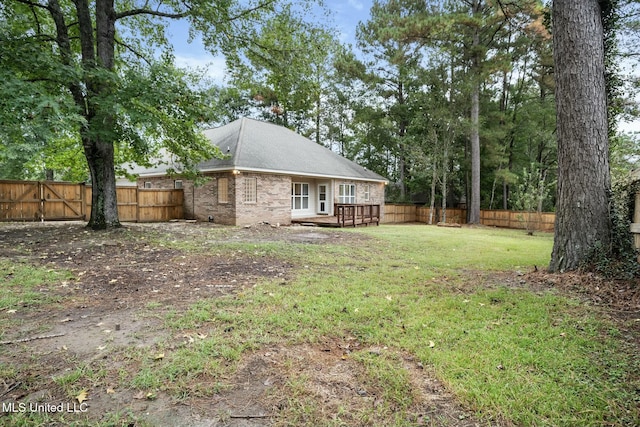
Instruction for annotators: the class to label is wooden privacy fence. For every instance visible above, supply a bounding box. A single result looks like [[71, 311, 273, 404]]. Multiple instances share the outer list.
[[0, 180, 183, 222], [382, 204, 556, 232]]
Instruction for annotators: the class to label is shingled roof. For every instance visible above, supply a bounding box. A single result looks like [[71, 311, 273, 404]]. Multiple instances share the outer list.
[[136, 118, 387, 183]]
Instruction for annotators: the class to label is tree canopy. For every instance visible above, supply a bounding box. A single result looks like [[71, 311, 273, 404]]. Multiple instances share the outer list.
[[0, 0, 301, 228]]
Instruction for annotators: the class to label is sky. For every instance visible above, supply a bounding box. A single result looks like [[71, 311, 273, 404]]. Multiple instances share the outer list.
[[166, 0, 373, 85]]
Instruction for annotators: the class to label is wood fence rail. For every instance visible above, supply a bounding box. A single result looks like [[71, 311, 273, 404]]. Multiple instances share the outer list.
[[335, 204, 380, 227], [0, 180, 182, 222], [382, 204, 556, 232]]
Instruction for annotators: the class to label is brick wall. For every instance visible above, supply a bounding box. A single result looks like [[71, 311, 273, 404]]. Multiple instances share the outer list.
[[235, 173, 291, 226], [139, 174, 385, 225], [139, 173, 293, 226]]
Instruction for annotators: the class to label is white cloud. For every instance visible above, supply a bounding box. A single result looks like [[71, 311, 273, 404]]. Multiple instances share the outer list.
[[174, 53, 227, 86]]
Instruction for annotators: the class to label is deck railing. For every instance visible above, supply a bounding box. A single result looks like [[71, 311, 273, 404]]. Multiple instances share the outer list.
[[335, 204, 380, 227]]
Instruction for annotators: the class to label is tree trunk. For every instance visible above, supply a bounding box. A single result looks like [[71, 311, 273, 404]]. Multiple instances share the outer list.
[[397, 81, 408, 201], [441, 136, 448, 224], [428, 127, 439, 225], [84, 0, 120, 229], [429, 159, 437, 225], [84, 137, 120, 229], [468, 4, 481, 224], [469, 73, 481, 224], [549, 0, 611, 272]]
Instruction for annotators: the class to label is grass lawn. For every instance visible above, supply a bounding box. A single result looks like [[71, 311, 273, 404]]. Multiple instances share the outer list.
[[1, 223, 638, 426], [163, 224, 639, 426]]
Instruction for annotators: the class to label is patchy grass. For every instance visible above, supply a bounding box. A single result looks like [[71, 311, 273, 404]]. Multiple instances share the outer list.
[[1, 223, 638, 426], [155, 225, 638, 426], [0, 259, 73, 312]]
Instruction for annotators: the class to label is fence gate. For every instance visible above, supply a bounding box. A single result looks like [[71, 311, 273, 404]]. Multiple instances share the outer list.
[[0, 180, 85, 221], [41, 181, 85, 220]]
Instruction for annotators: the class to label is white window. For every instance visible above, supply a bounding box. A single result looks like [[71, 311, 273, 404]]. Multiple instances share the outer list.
[[218, 177, 228, 204], [174, 180, 183, 189], [244, 177, 257, 203], [338, 184, 356, 204], [144, 182, 152, 189], [363, 184, 370, 202], [291, 183, 309, 210]]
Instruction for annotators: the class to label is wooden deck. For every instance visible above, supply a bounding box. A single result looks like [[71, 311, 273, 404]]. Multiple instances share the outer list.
[[292, 204, 381, 228]]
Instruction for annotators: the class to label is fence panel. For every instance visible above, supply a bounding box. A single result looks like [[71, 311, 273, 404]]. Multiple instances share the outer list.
[[381, 204, 416, 223], [0, 180, 41, 221], [41, 181, 85, 220], [137, 189, 183, 222], [0, 180, 183, 222], [85, 187, 183, 222], [384, 203, 555, 231], [481, 210, 510, 228], [116, 187, 139, 222], [85, 187, 139, 221]]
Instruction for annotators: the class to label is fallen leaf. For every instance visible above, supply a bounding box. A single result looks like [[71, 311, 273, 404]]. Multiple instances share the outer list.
[[106, 388, 115, 394], [133, 391, 145, 400], [385, 295, 392, 301], [59, 318, 73, 323], [6, 309, 16, 314], [146, 392, 156, 400], [428, 340, 435, 348], [154, 352, 164, 360], [96, 345, 106, 351], [76, 389, 88, 403], [197, 333, 207, 340]]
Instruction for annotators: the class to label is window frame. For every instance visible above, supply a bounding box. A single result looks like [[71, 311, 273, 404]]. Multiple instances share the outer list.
[[291, 182, 310, 210], [338, 184, 356, 204], [218, 177, 229, 204], [243, 177, 257, 204]]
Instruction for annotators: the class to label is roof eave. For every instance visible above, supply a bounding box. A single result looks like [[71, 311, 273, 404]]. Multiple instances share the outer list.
[[197, 166, 388, 183]]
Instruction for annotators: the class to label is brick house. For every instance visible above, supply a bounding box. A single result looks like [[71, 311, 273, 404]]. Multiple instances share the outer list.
[[134, 118, 388, 226]]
